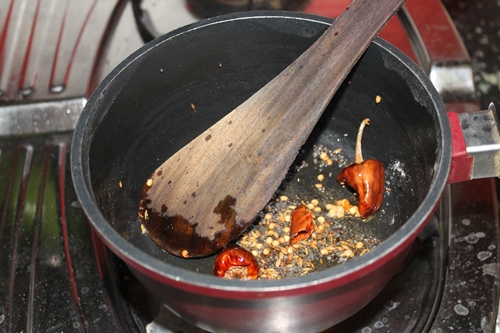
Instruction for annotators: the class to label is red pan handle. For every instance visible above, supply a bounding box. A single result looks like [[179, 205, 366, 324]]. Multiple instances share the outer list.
[[448, 101, 500, 183]]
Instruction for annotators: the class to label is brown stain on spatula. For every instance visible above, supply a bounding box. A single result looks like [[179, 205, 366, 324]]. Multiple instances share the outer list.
[[139, 181, 241, 257]]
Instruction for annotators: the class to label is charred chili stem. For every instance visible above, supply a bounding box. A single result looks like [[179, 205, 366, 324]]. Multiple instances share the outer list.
[[355, 118, 370, 164]]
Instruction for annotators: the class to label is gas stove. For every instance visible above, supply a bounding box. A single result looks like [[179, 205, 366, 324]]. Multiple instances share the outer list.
[[0, 1, 498, 332]]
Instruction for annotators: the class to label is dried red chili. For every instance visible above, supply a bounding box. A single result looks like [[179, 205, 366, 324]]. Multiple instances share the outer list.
[[290, 205, 315, 245], [213, 244, 259, 280], [336, 118, 385, 218]]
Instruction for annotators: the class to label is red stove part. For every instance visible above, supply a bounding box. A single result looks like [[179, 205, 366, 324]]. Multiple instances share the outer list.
[[304, 0, 416, 62], [448, 111, 475, 183]]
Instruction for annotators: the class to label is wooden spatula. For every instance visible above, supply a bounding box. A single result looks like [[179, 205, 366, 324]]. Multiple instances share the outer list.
[[138, 0, 407, 258]]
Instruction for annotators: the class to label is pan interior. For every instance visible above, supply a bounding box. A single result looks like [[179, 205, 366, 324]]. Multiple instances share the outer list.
[[87, 14, 439, 274]]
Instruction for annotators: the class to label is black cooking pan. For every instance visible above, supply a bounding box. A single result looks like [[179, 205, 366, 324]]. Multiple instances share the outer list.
[[72, 11, 459, 333]]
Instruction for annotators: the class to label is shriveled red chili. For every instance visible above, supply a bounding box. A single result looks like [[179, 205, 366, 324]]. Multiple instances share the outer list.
[[213, 244, 259, 280], [290, 205, 315, 245], [336, 118, 385, 218]]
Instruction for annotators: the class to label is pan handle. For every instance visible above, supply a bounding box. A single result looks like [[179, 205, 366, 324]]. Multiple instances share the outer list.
[[448, 101, 500, 183], [131, 0, 160, 43]]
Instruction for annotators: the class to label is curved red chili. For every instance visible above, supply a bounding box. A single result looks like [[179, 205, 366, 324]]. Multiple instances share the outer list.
[[213, 244, 259, 280], [337, 118, 385, 218], [290, 205, 315, 245]]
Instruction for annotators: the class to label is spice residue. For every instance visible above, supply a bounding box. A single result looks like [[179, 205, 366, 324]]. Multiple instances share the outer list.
[[236, 195, 379, 280], [233, 143, 381, 280]]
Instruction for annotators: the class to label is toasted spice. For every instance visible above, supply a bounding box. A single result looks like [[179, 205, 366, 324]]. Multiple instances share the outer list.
[[236, 196, 379, 280]]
